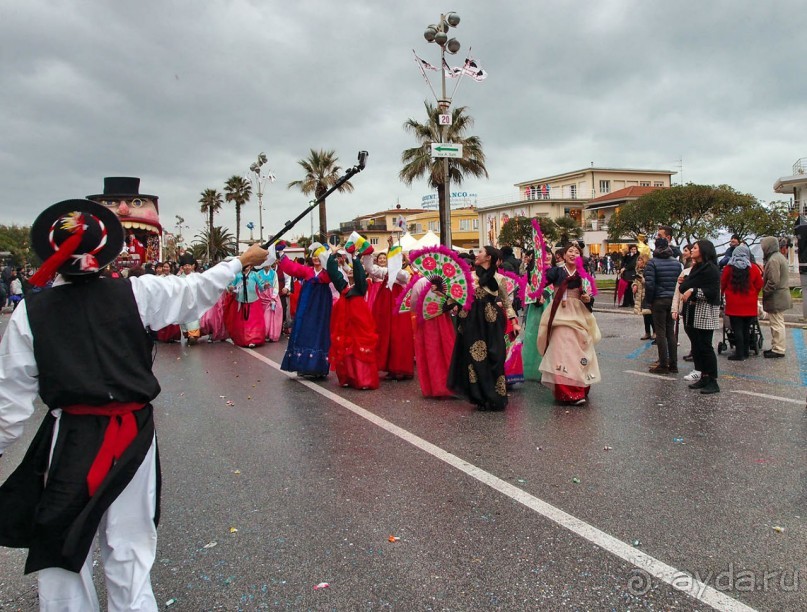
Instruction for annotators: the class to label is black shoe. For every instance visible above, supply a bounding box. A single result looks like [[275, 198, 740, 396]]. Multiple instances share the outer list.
[[683, 354, 694, 362], [727, 353, 744, 361], [700, 379, 720, 394], [668, 365, 679, 374], [689, 377, 709, 390], [649, 365, 669, 374], [763, 350, 785, 359]]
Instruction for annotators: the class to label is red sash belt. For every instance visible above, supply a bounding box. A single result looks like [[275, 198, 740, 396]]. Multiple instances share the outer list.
[[61, 402, 145, 496]]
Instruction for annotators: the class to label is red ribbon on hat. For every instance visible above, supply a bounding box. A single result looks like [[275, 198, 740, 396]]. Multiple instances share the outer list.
[[29, 215, 87, 287]]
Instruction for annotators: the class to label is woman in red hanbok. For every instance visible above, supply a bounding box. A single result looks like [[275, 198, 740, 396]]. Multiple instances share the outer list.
[[367, 237, 415, 380], [410, 277, 456, 398], [328, 249, 379, 390]]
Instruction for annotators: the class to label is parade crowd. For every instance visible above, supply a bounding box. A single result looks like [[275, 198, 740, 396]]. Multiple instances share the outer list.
[[0, 198, 799, 611]]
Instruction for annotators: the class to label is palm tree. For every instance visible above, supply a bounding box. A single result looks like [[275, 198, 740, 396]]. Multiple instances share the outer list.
[[287, 149, 354, 242], [199, 188, 223, 261], [400, 101, 489, 245], [554, 215, 584, 247], [224, 175, 252, 248], [193, 226, 237, 263]]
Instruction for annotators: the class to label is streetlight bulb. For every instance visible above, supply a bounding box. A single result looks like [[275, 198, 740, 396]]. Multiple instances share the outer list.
[[446, 12, 461, 27], [446, 38, 461, 54], [424, 27, 437, 42], [434, 31, 448, 46]]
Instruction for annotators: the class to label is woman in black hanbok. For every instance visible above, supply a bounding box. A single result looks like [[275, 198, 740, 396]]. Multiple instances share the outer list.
[[448, 246, 519, 410]]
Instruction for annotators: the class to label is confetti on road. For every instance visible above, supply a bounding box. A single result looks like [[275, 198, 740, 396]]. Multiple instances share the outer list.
[[229, 527, 238, 533], [233, 470, 241, 475], [226, 400, 235, 406], [388, 535, 400, 542], [673, 436, 685, 444], [603, 446, 613, 451], [166, 598, 176, 607], [314, 582, 330, 590], [772, 525, 785, 533], [203, 541, 217, 549], [633, 540, 641, 547], [572, 477, 581, 484]]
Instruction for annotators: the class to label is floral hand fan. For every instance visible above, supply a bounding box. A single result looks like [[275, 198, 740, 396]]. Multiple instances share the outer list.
[[526, 218, 550, 304], [400, 245, 475, 318]]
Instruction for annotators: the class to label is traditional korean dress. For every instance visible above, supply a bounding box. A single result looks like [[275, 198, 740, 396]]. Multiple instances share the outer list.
[[327, 254, 379, 389], [411, 277, 456, 398], [366, 256, 415, 379], [538, 266, 602, 403], [448, 267, 515, 410], [257, 267, 283, 342], [278, 257, 332, 377], [225, 269, 266, 347]]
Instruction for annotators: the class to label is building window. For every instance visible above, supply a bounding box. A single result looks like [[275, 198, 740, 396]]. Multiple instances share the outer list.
[[640, 181, 651, 187], [459, 219, 471, 231], [570, 184, 577, 199], [428, 221, 439, 231], [599, 180, 610, 194], [370, 238, 379, 245], [654, 181, 665, 187], [473, 219, 479, 230], [415, 223, 423, 233]]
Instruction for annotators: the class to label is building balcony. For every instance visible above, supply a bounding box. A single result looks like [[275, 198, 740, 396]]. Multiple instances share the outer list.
[[339, 221, 388, 233]]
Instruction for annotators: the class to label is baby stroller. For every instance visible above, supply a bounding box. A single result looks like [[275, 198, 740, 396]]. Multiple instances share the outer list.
[[717, 315, 764, 355]]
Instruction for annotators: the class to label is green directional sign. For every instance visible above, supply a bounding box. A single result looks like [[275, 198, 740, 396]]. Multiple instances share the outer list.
[[431, 143, 463, 159]]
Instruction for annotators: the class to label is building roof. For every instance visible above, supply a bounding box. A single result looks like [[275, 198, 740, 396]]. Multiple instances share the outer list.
[[353, 208, 423, 220], [586, 186, 662, 209], [515, 167, 675, 188]]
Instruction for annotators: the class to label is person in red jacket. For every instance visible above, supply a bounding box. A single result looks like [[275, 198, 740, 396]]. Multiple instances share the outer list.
[[720, 244, 763, 361]]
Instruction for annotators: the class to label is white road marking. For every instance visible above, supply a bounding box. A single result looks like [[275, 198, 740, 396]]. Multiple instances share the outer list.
[[624, 369, 678, 380], [241, 347, 757, 612], [730, 390, 804, 406]]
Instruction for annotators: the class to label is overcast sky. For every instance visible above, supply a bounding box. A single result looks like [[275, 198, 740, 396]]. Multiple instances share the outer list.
[[2, 0, 805, 241]]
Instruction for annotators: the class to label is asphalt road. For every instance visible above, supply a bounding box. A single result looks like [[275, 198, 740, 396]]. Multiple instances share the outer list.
[[0, 309, 804, 611]]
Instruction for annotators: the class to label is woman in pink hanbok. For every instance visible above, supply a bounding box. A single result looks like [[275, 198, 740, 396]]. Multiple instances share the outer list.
[[257, 263, 283, 342], [200, 291, 229, 342]]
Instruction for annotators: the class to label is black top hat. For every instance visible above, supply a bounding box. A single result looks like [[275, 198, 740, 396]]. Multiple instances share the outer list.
[[30, 199, 125, 284], [86, 177, 158, 200], [178, 252, 197, 267]]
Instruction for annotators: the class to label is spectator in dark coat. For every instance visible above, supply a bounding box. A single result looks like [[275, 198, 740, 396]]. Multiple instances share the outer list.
[[499, 245, 520, 274], [644, 238, 683, 373]]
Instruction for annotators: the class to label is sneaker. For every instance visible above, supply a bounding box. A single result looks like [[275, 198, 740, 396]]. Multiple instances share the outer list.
[[763, 350, 785, 359], [640, 334, 651, 340], [683, 370, 701, 382]]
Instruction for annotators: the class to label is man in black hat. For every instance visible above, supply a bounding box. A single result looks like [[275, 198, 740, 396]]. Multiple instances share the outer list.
[[0, 199, 268, 610], [177, 252, 202, 344]]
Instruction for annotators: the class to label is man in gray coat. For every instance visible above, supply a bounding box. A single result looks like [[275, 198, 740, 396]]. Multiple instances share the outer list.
[[760, 236, 792, 358]]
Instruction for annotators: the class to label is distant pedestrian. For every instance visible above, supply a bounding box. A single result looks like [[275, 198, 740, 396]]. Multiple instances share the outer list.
[[644, 237, 683, 373], [760, 236, 792, 358], [720, 245, 763, 361]]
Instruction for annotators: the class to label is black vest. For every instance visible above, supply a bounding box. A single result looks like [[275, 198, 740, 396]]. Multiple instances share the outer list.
[[25, 278, 161, 408]]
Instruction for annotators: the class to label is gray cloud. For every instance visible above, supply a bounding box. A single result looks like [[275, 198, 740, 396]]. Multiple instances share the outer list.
[[1, 0, 804, 241]]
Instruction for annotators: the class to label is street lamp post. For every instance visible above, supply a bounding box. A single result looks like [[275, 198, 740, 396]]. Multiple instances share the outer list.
[[424, 12, 461, 247], [248, 152, 276, 243]]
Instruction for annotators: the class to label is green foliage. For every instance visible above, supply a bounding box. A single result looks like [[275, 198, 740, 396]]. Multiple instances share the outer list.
[[607, 183, 784, 245], [224, 176, 252, 248], [553, 216, 584, 247], [497, 216, 535, 250], [400, 101, 488, 245], [0, 225, 34, 266], [497, 216, 559, 250], [287, 149, 354, 242], [193, 225, 237, 263]]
